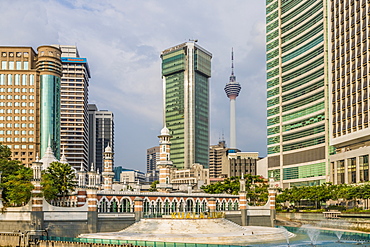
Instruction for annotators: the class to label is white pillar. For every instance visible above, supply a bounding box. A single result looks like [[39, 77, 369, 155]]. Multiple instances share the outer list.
[[230, 98, 236, 149]]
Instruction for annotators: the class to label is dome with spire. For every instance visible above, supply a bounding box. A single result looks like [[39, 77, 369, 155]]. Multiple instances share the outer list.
[[160, 126, 170, 136], [105, 144, 112, 153]]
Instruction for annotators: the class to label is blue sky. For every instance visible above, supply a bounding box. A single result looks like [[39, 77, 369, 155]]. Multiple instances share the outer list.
[[1, 0, 267, 171]]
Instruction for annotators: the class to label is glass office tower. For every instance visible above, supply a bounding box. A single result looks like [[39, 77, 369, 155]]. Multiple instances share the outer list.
[[161, 42, 212, 169], [266, 0, 330, 187]]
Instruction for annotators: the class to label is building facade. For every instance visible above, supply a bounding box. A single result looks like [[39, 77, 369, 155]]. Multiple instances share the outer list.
[[329, 0, 370, 184], [88, 104, 114, 172], [146, 146, 160, 182], [0, 46, 62, 166], [161, 42, 212, 169], [53, 45, 91, 171], [266, 0, 330, 188], [209, 140, 227, 178]]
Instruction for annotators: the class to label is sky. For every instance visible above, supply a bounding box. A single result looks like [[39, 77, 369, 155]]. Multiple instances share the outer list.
[[1, 0, 267, 172]]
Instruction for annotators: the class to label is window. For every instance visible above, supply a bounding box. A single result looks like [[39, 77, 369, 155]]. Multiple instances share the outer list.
[[21, 88, 27, 92], [6, 116, 11, 120], [0, 117, 4, 120], [21, 103, 26, 106], [29, 110, 34, 114], [28, 138, 33, 142], [6, 109, 11, 113], [14, 88, 20, 92], [6, 95, 12, 99], [16, 61, 21, 70], [21, 145, 26, 149], [6, 124, 11, 127], [14, 124, 19, 127], [21, 138, 26, 142], [21, 116, 26, 120], [0, 95, 4, 99], [6, 138, 12, 142], [14, 131, 19, 135], [21, 109, 26, 114], [0, 124, 3, 127], [23, 62, 28, 70], [29, 145, 34, 149], [29, 95, 34, 99], [21, 95, 27, 100], [7, 74, 12, 85], [29, 124, 34, 128], [22, 74, 27, 85], [29, 88, 34, 92], [6, 131, 11, 134], [0, 131, 3, 134], [28, 117, 34, 120], [0, 138, 3, 142], [14, 138, 19, 142], [14, 110, 19, 114], [0, 103, 3, 106], [8, 61, 14, 70], [29, 75, 34, 85], [1, 61, 6, 69], [14, 145, 19, 149], [21, 124, 26, 127], [21, 131, 26, 135], [7, 88, 12, 92], [14, 116, 19, 120], [0, 88, 4, 92], [29, 103, 34, 106], [28, 131, 33, 134], [0, 110, 3, 113], [15, 74, 20, 85]]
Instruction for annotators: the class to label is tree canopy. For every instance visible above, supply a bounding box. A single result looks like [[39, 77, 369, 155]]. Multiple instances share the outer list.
[[0, 144, 33, 206], [41, 161, 77, 201]]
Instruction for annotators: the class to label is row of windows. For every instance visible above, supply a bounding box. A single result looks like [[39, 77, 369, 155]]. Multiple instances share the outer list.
[[0, 109, 34, 114], [268, 126, 280, 136], [267, 68, 279, 80], [267, 48, 279, 61], [0, 95, 34, 100], [282, 25, 323, 54], [1, 61, 29, 70], [267, 87, 280, 98], [0, 130, 34, 134], [282, 1, 323, 34], [268, 135, 280, 145], [268, 145, 280, 155], [267, 106, 279, 117], [0, 74, 35, 85], [281, 0, 319, 24], [283, 124, 325, 142], [282, 35, 324, 63], [266, 1, 278, 15], [0, 124, 34, 129], [283, 57, 324, 83], [282, 46, 324, 73], [0, 117, 35, 123], [266, 0, 275, 6], [267, 77, 279, 90], [266, 10, 278, 24], [267, 58, 279, 71], [282, 114, 325, 132], [282, 91, 324, 112], [282, 101, 324, 122], [0, 88, 34, 92], [282, 79, 324, 102], [283, 162, 326, 180], [2, 144, 34, 149], [1, 51, 29, 58], [267, 30, 279, 43], [282, 12, 323, 44], [283, 135, 325, 152], [267, 97, 280, 108], [0, 102, 35, 107], [267, 20, 279, 33], [267, 116, 280, 126], [267, 39, 279, 52], [282, 68, 324, 92]]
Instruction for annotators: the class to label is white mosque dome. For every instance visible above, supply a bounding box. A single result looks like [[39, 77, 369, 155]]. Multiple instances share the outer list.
[[161, 126, 170, 136], [105, 145, 112, 153]]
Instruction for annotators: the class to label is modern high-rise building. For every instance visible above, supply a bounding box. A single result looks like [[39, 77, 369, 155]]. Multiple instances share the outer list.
[[161, 41, 212, 169], [329, 0, 370, 184], [209, 140, 227, 178], [266, 0, 330, 188], [0, 46, 62, 166], [88, 104, 114, 172], [52, 45, 91, 171], [146, 146, 160, 182], [224, 49, 241, 150]]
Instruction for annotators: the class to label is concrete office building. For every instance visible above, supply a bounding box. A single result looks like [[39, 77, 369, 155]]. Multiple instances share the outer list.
[[53, 45, 91, 171], [0, 46, 62, 166], [329, 0, 370, 184], [161, 41, 212, 169], [88, 104, 114, 172], [146, 146, 160, 182], [266, 0, 330, 188]]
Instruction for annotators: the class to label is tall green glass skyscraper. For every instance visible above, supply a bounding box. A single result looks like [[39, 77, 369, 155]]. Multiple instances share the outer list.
[[161, 42, 212, 169], [37, 46, 62, 159], [266, 0, 330, 187]]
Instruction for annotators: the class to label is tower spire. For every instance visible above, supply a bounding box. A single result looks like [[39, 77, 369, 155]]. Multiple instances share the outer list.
[[229, 48, 236, 82]]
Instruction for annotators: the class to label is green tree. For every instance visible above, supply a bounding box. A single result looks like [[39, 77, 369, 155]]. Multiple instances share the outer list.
[[3, 167, 33, 206], [41, 162, 77, 201], [149, 180, 159, 192], [0, 144, 33, 206]]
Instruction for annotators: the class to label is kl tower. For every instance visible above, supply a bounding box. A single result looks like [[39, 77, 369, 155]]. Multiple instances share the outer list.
[[224, 49, 241, 150]]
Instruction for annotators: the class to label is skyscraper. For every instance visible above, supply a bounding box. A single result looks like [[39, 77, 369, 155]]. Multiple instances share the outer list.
[[266, 0, 329, 187], [146, 146, 160, 182], [0, 46, 62, 166], [329, 0, 370, 184], [88, 104, 114, 172], [161, 41, 212, 169], [52, 45, 91, 171], [224, 49, 241, 150]]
